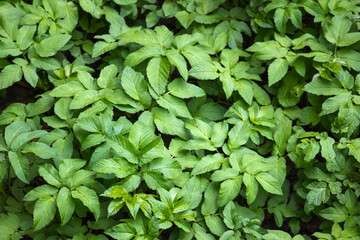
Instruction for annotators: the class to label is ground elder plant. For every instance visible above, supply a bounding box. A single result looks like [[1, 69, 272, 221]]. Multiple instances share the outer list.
[[0, 0, 360, 239]]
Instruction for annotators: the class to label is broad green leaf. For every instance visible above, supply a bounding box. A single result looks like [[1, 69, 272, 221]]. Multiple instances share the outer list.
[[98, 64, 118, 88], [323, 14, 360, 47], [247, 41, 288, 60], [35, 34, 71, 57], [219, 71, 234, 99], [121, 66, 151, 105], [175, 11, 196, 29], [235, 80, 253, 104], [107, 136, 139, 164], [79, 0, 102, 18], [70, 90, 100, 109], [71, 186, 100, 220], [124, 46, 164, 67], [49, 81, 85, 97], [274, 114, 292, 156], [243, 173, 258, 204], [67, 170, 95, 188], [306, 182, 330, 206], [33, 195, 57, 231], [303, 77, 346, 96], [193, 223, 216, 240], [319, 136, 336, 162], [0, 64, 22, 90], [195, 0, 225, 14], [16, 25, 36, 50], [4, 121, 31, 146], [152, 107, 188, 139], [92, 158, 137, 178], [319, 204, 348, 222], [263, 230, 292, 240], [8, 151, 29, 184], [205, 214, 226, 237], [39, 164, 62, 188], [22, 64, 38, 88], [228, 121, 250, 149], [105, 223, 135, 240], [255, 172, 283, 195], [57, 187, 75, 225], [218, 176, 242, 207], [192, 153, 223, 175], [168, 78, 205, 98], [146, 57, 170, 95], [26, 95, 54, 117], [157, 94, 192, 119], [24, 185, 58, 202], [22, 142, 59, 160], [92, 41, 118, 58], [201, 182, 219, 215], [274, 8, 286, 35], [268, 58, 288, 86], [183, 176, 206, 209], [166, 49, 188, 80], [189, 62, 219, 80]]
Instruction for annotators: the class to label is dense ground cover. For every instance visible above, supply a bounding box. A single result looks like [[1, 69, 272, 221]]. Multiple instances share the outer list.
[[0, 0, 360, 239]]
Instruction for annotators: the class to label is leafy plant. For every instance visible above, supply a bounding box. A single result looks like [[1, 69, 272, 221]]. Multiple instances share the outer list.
[[0, 0, 360, 239]]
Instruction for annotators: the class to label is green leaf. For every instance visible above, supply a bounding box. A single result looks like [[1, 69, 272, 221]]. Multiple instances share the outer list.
[[22, 64, 38, 88], [79, 0, 102, 18], [24, 185, 59, 202], [92, 158, 137, 178], [166, 49, 188, 80], [205, 215, 226, 236], [274, 114, 292, 156], [274, 8, 287, 35], [8, 151, 29, 184], [235, 80, 253, 104], [107, 136, 139, 164], [121, 66, 151, 105], [319, 136, 336, 168], [268, 58, 288, 86], [72, 186, 100, 220], [189, 62, 219, 80], [201, 182, 219, 215], [35, 34, 71, 57], [157, 94, 192, 119], [195, 0, 225, 14], [39, 164, 62, 188], [303, 77, 346, 96], [57, 187, 75, 225], [33, 195, 57, 231], [243, 173, 258, 204], [228, 121, 250, 149], [193, 223, 216, 240], [16, 25, 36, 50], [70, 90, 100, 109], [191, 153, 223, 175], [183, 176, 206, 209], [0, 64, 22, 90], [263, 230, 292, 240], [219, 71, 234, 99], [306, 182, 330, 206], [92, 41, 118, 58], [319, 204, 348, 222], [146, 57, 170, 95], [175, 11, 196, 29], [152, 107, 188, 139], [218, 176, 242, 207], [255, 172, 283, 195], [323, 14, 360, 47], [98, 64, 118, 88], [168, 78, 205, 98]]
